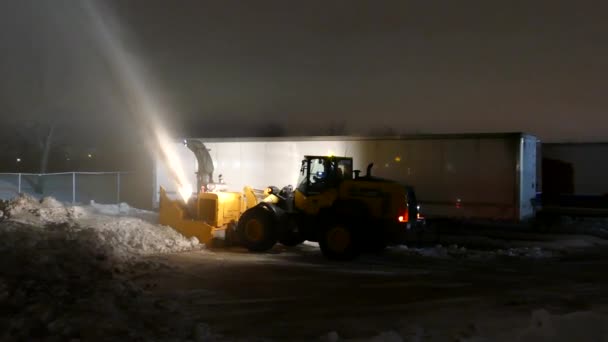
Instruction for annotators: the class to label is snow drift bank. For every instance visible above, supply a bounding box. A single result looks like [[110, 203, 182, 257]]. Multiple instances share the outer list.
[[89, 200, 159, 223], [0, 194, 200, 260], [0, 195, 209, 341]]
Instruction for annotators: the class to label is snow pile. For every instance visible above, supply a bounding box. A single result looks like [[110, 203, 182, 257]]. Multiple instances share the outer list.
[[0, 194, 210, 341], [40, 196, 63, 208], [0, 194, 200, 260], [75, 215, 201, 260], [89, 200, 159, 223], [391, 244, 553, 260], [89, 201, 135, 215], [2, 193, 85, 224], [0, 220, 210, 341]]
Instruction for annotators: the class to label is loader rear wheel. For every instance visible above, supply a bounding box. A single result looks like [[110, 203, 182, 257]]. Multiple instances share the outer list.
[[238, 206, 277, 252], [319, 223, 360, 261]]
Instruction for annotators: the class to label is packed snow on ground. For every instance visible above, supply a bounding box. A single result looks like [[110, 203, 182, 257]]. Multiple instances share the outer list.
[[321, 309, 608, 341], [389, 244, 554, 260], [302, 241, 553, 260], [302, 240, 321, 248], [0, 194, 210, 341]]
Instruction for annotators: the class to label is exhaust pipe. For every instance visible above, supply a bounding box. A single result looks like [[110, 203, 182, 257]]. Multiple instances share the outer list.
[[366, 163, 374, 177]]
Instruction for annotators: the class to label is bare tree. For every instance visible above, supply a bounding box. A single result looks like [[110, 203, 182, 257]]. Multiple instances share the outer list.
[[13, 121, 57, 172], [3, 19, 64, 193], [38, 123, 55, 174], [8, 121, 58, 194]]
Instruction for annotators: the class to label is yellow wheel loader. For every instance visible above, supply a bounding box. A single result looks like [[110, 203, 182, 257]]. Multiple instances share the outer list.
[[159, 142, 424, 260]]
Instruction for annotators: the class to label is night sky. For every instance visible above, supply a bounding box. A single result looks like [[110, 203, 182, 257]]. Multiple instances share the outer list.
[[1, 0, 607, 143]]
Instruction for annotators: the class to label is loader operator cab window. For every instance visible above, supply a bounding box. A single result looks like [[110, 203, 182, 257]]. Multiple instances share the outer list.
[[336, 159, 353, 181], [297, 157, 353, 195]]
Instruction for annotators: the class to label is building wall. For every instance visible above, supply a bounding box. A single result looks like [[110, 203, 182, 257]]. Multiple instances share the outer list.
[[155, 134, 535, 221]]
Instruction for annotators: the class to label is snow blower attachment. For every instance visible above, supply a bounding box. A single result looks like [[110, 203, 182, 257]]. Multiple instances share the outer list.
[[159, 186, 262, 246], [159, 140, 274, 246]]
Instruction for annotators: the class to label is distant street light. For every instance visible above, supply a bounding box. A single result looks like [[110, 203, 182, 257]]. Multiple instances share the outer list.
[[16, 158, 21, 163], [88, 154, 93, 158]]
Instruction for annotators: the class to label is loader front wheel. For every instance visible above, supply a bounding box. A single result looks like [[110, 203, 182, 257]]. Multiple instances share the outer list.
[[319, 223, 360, 261], [238, 206, 277, 252]]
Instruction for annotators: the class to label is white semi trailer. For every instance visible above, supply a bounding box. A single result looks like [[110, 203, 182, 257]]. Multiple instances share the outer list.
[[154, 133, 539, 222]]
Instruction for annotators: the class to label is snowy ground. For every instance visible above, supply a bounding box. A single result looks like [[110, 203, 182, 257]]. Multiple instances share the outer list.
[[138, 242, 608, 342], [0, 194, 205, 341], [2, 194, 608, 341]]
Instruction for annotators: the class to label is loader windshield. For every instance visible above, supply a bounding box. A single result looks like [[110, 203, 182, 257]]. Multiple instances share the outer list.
[[297, 161, 308, 192], [336, 159, 353, 180], [297, 157, 353, 195], [297, 158, 329, 194]]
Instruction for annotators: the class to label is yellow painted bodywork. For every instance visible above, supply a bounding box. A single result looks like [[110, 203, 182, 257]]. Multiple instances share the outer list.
[[159, 187, 215, 244], [159, 186, 261, 244], [243, 186, 260, 210], [294, 179, 407, 221], [159, 156, 410, 247], [294, 188, 339, 215], [338, 179, 408, 221], [262, 194, 280, 204]]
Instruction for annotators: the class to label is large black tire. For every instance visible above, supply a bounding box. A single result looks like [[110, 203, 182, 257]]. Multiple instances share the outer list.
[[237, 206, 277, 252], [318, 222, 360, 261]]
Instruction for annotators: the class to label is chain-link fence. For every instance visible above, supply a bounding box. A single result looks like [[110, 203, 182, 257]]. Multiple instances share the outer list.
[[0, 172, 135, 205]]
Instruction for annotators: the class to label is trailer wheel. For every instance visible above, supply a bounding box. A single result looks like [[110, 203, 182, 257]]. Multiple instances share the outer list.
[[319, 222, 360, 260], [238, 206, 277, 252]]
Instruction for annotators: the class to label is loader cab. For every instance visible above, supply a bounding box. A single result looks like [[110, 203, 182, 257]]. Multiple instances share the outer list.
[[297, 156, 353, 195]]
